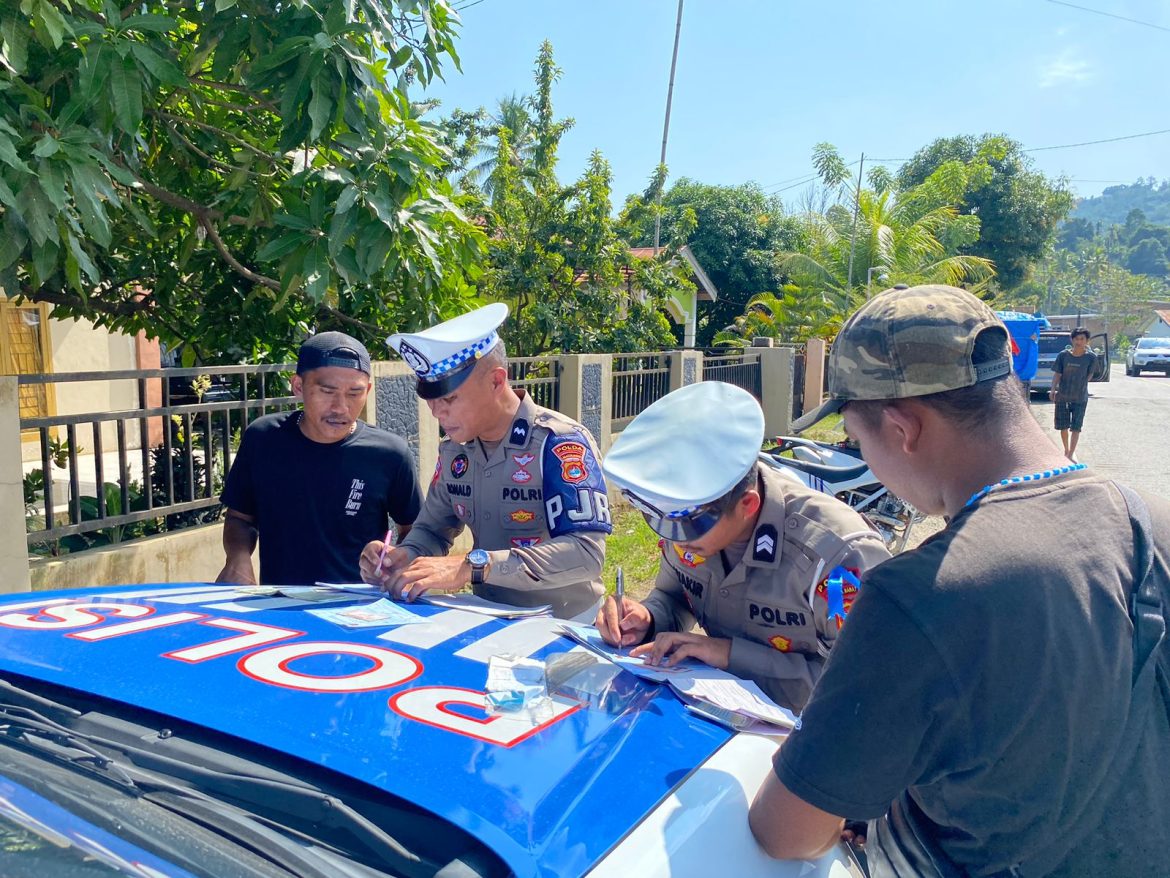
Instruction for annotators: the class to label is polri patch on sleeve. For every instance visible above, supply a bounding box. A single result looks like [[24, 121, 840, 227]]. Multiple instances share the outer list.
[[753, 524, 778, 563]]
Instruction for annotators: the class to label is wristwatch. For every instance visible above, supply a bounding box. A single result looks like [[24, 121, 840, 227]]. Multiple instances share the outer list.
[[466, 549, 490, 586]]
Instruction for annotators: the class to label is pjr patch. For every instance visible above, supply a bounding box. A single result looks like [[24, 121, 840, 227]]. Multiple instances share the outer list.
[[672, 544, 706, 568], [509, 509, 536, 523], [551, 441, 589, 484], [451, 454, 469, 478]]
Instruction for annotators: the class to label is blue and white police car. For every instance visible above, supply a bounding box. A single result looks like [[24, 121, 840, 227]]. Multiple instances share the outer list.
[[0, 583, 860, 878]]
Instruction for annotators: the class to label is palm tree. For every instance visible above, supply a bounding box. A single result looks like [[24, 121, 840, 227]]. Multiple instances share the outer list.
[[777, 185, 995, 311], [712, 288, 838, 347], [462, 95, 539, 196]]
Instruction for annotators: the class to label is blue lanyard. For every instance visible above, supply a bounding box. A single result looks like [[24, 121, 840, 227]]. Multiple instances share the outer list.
[[964, 463, 1087, 510]]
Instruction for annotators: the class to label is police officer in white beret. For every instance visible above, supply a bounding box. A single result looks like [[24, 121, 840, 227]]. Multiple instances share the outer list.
[[597, 381, 890, 710], [358, 303, 613, 620]]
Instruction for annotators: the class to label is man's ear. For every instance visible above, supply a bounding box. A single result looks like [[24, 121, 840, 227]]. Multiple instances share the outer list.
[[292, 374, 305, 400], [738, 487, 763, 520], [883, 400, 924, 454], [487, 364, 509, 393]]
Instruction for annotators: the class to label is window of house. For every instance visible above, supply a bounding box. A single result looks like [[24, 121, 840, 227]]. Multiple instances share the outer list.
[[0, 299, 54, 422]]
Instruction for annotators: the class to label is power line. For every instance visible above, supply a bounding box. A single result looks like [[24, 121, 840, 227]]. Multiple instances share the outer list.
[[1024, 127, 1170, 151], [1045, 0, 1170, 32]]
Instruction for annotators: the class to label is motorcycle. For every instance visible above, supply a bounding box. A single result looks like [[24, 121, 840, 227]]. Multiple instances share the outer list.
[[759, 436, 925, 553]]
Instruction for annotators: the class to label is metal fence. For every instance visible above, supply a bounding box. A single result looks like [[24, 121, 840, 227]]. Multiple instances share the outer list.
[[508, 356, 560, 411], [611, 352, 671, 430], [702, 351, 762, 400], [20, 364, 297, 551]]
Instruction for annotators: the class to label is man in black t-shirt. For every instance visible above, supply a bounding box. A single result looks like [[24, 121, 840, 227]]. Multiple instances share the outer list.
[[1050, 327, 1098, 462], [749, 286, 1170, 877], [217, 332, 421, 586]]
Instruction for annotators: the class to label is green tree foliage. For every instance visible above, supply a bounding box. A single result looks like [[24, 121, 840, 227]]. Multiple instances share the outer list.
[[711, 288, 836, 348], [895, 134, 1073, 289], [0, 0, 483, 362], [775, 144, 994, 327], [624, 178, 805, 346], [1071, 178, 1170, 227], [473, 43, 678, 356]]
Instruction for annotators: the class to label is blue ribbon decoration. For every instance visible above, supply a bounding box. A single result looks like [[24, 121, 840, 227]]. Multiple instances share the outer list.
[[826, 566, 862, 629]]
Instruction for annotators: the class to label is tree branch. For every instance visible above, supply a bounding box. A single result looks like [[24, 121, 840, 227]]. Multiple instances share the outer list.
[[196, 215, 281, 292], [154, 111, 275, 162], [313, 305, 382, 335]]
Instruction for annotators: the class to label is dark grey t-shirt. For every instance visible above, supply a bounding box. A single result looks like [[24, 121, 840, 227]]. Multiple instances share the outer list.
[[1053, 349, 1097, 402], [775, 473, 1170, 877]]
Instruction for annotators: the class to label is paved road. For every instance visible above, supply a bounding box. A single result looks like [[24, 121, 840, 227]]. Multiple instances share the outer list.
[[907, 364, 1169, 548], [1033, 363, 1170, 501]]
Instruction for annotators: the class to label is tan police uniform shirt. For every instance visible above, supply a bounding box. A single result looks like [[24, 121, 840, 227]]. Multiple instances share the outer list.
[[399, 392, 610, 618], [642, 465, 891, 710]]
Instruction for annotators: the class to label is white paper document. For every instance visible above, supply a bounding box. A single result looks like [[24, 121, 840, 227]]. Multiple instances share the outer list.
[[418, 593, 552, 618], [556, 623, 795, 732], [306, 598, 426, 629]]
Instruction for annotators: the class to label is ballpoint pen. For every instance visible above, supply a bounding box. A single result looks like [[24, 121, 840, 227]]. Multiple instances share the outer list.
[[615, 566, 625, 654], [377, 527, 393, 577]]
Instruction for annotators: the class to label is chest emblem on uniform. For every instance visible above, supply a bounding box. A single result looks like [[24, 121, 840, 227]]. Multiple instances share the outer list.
[[509, 509, 537, 523], [513, 453, 535, 467], [511, 537, 542, 548], [769, 635, 792, 652], [551, 441, 589, 484], [511, 467, 532, 483], [451, 454, 469, 478], [672, 544, 706, 567], [510, 419, 530, 445], [753, 524, 778, 563], [454, 503, 468, 519], [431, 457, 441, 487]]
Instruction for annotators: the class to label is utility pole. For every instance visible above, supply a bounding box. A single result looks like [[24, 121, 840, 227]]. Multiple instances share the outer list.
[[845, 152, 865, 290], [654, 0, 685, 253]]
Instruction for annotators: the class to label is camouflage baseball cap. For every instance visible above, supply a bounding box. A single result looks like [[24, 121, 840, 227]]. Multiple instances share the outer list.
[[792, 284, 1012, 433]]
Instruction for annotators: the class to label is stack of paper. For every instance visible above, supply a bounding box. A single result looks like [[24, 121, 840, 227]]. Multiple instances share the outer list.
[[556, 623, 796, 734], [418, 593, 552, 618]]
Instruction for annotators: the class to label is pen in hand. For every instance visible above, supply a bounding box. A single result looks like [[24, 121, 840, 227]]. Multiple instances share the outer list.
[[377, 527, 393, 586], [615, 567, 625, 654]]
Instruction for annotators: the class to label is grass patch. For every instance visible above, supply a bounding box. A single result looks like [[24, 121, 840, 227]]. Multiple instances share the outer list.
[[602, 503, 662, 601]]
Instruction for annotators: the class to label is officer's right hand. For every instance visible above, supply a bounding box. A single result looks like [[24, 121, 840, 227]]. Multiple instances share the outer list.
[[595, 596, 651, 648], [359, 540, 408, 587], [215, 560, 256, 586]]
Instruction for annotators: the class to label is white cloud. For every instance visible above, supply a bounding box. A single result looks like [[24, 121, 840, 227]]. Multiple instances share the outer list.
[[1039, 49, 1094, 88]]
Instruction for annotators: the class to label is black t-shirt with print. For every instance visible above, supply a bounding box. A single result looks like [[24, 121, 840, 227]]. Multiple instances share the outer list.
[[221, 412, 421, 585]]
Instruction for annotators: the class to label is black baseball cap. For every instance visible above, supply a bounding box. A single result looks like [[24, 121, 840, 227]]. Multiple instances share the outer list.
[[296, 332, 371, 376]]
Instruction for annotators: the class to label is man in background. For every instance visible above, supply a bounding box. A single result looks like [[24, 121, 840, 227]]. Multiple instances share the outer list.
[[217, 332, 421, 585]]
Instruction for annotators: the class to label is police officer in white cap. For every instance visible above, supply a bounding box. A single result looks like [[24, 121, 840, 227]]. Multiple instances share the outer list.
[[358, 303, 613, 620], [597, 381, 889, 710]]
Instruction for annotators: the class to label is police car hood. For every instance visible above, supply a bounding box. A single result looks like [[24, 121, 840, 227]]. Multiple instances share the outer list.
[[0, 584, 732, 878]]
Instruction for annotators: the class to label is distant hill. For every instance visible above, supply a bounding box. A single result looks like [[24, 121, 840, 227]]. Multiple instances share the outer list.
[[1071, 179, 1170, 227]]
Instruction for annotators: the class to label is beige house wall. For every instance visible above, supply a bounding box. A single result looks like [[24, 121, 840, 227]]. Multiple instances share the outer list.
[[21, 313, 151, 462]]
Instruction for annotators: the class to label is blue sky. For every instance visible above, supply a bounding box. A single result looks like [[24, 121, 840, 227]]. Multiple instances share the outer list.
[[420, 0, 1168, 207]]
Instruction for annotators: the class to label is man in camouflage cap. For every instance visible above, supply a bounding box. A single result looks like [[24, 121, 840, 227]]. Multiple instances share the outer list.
[[751, 285, 1170, 876]]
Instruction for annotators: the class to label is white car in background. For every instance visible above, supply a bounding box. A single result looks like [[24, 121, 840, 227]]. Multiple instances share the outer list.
[[1125, 337, 1170, 376]]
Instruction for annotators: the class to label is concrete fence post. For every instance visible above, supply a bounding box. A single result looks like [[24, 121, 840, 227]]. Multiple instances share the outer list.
[[368, 360, 440, 494], [668, 349, 703, 391], [803, 337, 828, 416], [557, 354, 613, 454], [0, 377, 32, 592], [757, 347, 795, 439]]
